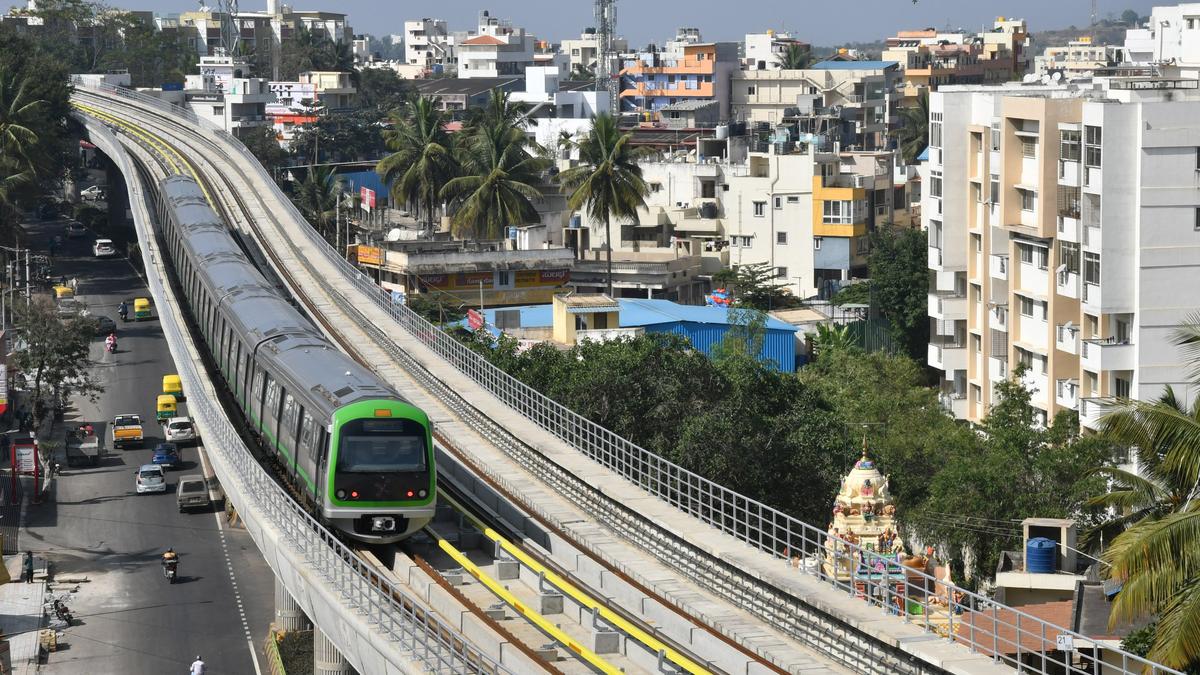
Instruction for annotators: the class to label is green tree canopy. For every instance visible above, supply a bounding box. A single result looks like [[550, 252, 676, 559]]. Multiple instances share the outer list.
[[11, 299, 103, 415], [868, 225, 930, 361], [895, 91, 929, 165], [377, 95, 459, 232], [713, 262, 801, 311]]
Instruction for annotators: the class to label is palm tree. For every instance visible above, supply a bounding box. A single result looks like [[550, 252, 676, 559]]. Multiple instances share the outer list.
[[0, 66, 46, 170], [1084, 388, 1200, 547], [559, 114, 649, 296], [780, 43, 811, 70], [441, 121, 548, 239], [377, 95, 458, 233], [894, 91, 929, 165], [295, 165, 343, 243], [464, 88, 530, 136], [1094, 315, 1200, 670]]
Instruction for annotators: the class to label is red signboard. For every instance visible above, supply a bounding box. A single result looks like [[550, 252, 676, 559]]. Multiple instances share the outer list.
[[467, 309, 484, 330], [359, 186, 376, 212]]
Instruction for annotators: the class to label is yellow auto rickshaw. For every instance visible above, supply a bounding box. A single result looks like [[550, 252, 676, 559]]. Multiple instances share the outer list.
[[162, 374, 184, 402], [53, 285, 75, 300], [133, 297, 152, 321], [156, 394, 177, 422]]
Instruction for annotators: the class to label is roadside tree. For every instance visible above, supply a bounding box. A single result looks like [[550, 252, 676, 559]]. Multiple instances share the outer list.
[[10, 299, 102, 417]]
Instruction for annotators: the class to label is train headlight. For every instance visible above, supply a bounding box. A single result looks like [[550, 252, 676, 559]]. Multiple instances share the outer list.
[[371, 516, 396, 532], [336, 489, 346, 500], [418, 490, 427, 498]]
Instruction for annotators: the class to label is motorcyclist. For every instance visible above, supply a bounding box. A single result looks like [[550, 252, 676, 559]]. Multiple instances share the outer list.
[[106, 332, 117, 352], [118, 300, 128, 322], [162, 548, 178, 575]]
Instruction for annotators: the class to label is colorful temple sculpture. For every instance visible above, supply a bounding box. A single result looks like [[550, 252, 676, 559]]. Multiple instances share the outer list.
[[822, 445, 962, 633]]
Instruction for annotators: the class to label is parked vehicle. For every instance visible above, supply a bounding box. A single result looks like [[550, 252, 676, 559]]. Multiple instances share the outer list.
[[176, 475, 210, 512], [135, 464, 166, 494], [80, 185, 105, 202], [151, 443, 180, 470], [111, 414, 143, 449], [92, 315, 117, 336], [92, 239, 116, 257], [52, 285, 74, 300], [164, 417, 197, 445], [65, 223, 88, 238]]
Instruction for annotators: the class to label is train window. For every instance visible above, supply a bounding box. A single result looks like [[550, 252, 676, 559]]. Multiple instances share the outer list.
[[264, 376, 280, 427], [282, 393, 297, 441], [250, 369, 264, 418], [300, 411, 316, 460], [234, 343, 243, 398]]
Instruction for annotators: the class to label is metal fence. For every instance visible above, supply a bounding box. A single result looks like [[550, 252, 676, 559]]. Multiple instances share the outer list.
[[79, 105, 509, 675], [77, 81, 1183, 675]]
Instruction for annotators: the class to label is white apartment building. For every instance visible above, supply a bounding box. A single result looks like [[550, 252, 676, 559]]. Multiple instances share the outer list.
[[926, 79, 1200, 428], [182, 57, 274, 137], [559, 30, 629, 75], [1033, 38, 1121, 79], [743, 31, 810, 70], [404, 18, 455, 74], [1122, 3, 1200, 79], [457, 10, 536, 79]]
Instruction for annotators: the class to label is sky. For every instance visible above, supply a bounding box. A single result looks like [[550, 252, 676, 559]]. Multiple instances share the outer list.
[[35, 0, 1162, 47]]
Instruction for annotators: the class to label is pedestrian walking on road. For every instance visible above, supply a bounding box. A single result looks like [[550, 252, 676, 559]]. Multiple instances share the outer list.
[[189, 655, 207, 674], [22, 551, 33, 583]]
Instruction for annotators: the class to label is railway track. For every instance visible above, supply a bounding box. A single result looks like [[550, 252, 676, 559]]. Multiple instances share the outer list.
[[72, 88, 858, 675]]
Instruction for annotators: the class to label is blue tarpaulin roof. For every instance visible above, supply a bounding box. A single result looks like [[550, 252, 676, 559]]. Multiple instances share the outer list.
[[916, 147, 929, 162]]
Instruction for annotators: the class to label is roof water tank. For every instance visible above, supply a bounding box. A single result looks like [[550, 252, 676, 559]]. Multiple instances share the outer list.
[[1026, 537, 1057, 574], [715, 124, 729, 140], [699, 202, 718, 219]]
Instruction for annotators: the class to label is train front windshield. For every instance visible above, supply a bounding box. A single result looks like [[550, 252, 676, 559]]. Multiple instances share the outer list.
[[337, 418, 427, 473]]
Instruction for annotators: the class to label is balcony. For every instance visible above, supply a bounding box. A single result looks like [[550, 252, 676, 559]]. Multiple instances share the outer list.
[[1055, 324, 1080, 354], [1082, 281, 1100, 311], [1059, 160, 1081, 186], [1056, 379, 1080, 410], [928, 292, 967, 320], [1083, 224, 1102, 250], [1084, 165, 1102, 192], [990, 254, 1009, 280], [1057, 214, 1080, 243], [938, 390, 968, 418], [577, 326, 645, 343], [1081, 337, 1135, 373], [1056, 269, 1079, 299], [990, 304, 1009, 331], [928, 342, 967, 371], [929, 245, 943, 268], [1020, 368, 1050, 405], [989, 355, 1009, 382], [1079, 397, 1108, 431]]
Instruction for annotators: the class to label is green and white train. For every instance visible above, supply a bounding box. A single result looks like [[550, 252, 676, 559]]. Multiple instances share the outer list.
[[156, 175, 435, 542]]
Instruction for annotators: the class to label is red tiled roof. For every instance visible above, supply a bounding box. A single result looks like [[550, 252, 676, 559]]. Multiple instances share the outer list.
[[956, 600, 1075, 657], [462, 35, 505, 46]]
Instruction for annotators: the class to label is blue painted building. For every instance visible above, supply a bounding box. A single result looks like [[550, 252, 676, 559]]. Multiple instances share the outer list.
[[471, 298, 800, 371]]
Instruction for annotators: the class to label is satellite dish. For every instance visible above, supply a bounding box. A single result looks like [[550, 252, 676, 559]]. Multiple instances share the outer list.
[[1023, 73, 1038, 83], [1052, 71, 1063, 82], [1041, 74, 1053, 85], [385, 228, 403, 242]]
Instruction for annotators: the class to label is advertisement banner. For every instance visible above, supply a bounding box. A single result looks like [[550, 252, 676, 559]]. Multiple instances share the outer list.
[[421, 274, 450, 288], [0, 363, 7, 416], [467, 309, 485, 330], [515, 270, 540, 287], [360, 186, 376, 212], [540, 269, 570, 284], [457, 271, 492, 286], [356, 245, 383, 267], [13, 440, 36, 474]]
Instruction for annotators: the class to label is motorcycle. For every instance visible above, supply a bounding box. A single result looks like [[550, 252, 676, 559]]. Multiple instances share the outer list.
[[105, 338, 117, 353], [51, 598, 73, 623], [162, 560, 178, 584]]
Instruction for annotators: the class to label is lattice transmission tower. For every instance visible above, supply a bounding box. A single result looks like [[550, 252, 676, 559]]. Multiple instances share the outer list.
[[594, 0, 619, 115]]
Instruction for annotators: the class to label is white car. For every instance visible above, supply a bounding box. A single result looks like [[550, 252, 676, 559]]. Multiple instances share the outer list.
[[164, 417, 198, 445], [93, 239, 116, 258], [135, 464, 167, 494], [80, 185, 105, 201]]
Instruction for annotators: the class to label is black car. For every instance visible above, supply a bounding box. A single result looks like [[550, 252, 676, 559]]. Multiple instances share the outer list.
[[93, 315, 117, 335]]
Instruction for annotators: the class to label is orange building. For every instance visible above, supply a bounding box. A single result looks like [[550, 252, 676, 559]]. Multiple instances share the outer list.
[[619, 40, 739, 119]]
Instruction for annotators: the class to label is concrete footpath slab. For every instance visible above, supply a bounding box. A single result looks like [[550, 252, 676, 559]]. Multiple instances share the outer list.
[[0, 554, 48, 674]]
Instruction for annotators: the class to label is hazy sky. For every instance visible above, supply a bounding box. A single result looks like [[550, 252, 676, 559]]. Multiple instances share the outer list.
[[45, 0, 1162, 47]]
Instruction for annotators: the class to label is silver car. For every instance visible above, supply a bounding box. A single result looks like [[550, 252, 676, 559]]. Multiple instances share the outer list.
[[164, 417, 197, 445], [135, 464, 167, 494]]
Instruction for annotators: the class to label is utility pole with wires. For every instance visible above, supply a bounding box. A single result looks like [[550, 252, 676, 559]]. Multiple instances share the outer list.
[[1091, 0, 1098, 27]]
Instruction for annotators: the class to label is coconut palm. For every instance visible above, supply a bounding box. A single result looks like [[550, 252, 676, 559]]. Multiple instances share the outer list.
[[464, 88, 530, 136], [441, 121, 547, 240], [295, 165, 343, 243], [895, 91, 929, 165], [0, 66, 47, 170], [559, 114, 648, 296], [377, 95, 458, 232], [780, 43, 811, 70], [1095, 315, 1200, 669]]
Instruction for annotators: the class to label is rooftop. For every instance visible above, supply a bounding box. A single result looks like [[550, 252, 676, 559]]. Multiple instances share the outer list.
[[412, 77, 522, 96], [658, 99, 719, 112], [477, 298, 799, 332], [811, 60, 899, 71]]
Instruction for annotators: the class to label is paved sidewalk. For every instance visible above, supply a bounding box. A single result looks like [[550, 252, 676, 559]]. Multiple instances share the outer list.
[[0, 554, 48, 674]]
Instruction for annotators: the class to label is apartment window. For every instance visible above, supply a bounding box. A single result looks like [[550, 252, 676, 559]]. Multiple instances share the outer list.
[[1060, 130, 1081, 162], [929, 111, 943, 148], [989, 176, 1000, 204], [774, 196, 782, 209], [730, 235, 753, 248], [776, 266, 788, 279], [753, 201, 766, 217], [1019, 295, 1035, 317], [990, 122, 1000, 151], [1059, 241, 1080, 275], [1195, 207, 1200, 231], [823, 200, 855, 224], [856, 237, 870, 254], [1016, 346, 1034, 369], [1115, 377, 1132, 398], [776, 231, 788, 245], [1019, 243, 1048, 269], [1083, 251, 1101, 284], [929, 170, 943, 199], [1059, 185, 1081, 218], [746, 85, 756, 95], [1189, 17, 1200, 30], [1021, 138, 1037, 158], [1084, 125, 1102, 167], [1020, 189, 1036, 212], [648, 182, 663, 193], [813, 237, 823, 250], [1195, 147, 1200, 170], [787, 195, 800, 203]]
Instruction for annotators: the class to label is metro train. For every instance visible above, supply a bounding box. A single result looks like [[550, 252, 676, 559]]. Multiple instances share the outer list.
[[154, 174, 435, 543]]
